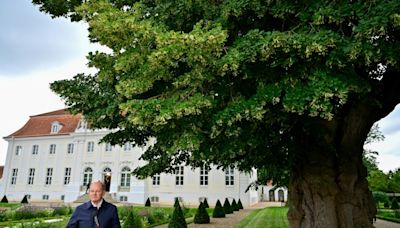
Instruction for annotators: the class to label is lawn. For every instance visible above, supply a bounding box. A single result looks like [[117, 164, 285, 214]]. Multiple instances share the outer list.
[[235, 207, 289, 228]]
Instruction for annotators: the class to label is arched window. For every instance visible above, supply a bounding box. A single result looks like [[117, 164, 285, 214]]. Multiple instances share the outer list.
[[83, 167, 93, 186], [278, 189, 285, 202], [120, 167, 131, 187]]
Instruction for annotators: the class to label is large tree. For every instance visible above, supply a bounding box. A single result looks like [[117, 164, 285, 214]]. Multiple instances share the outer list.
[[33, 0, 400, 227]]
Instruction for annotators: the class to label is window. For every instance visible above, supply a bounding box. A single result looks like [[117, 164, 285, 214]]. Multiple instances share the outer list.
[[152, 174, 160, 186], [11, 168, 18, 185], [200, 166, 209, 186], [175, 166, 184, 186], [51, 121, 61, 133], [64, 167, 72, 185], [150, 196, 159, 203], [120, 167, 131, 187], [32, 145, 39, 155], [123, 142, 132, 151], [83, 167, 93, 186], [28, 168, 35, 185], [119, 196, 128, 202], [105, 143, 112, 152], [42, 195, 49, 200], [15, 146, 22, 156], [61, 195, 65, 201], [87, 141, 94, 152], [225, 167, 234, 186], [67, 143, 74, 154], [49, 144, 56, 154], [45, 168, 53, 185]]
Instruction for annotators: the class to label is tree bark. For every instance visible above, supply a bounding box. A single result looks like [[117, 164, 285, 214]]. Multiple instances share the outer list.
[[287, 100, 378, 228]]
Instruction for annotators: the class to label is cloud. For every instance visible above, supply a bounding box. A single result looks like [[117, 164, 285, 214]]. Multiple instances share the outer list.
[[0, 0, 90, 76]]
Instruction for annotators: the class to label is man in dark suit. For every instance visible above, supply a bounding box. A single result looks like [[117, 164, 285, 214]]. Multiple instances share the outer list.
[[67, 180, 121, 228]]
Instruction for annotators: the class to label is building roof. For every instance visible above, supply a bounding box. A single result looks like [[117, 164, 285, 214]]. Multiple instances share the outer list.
[[5, 109, 82, 138]]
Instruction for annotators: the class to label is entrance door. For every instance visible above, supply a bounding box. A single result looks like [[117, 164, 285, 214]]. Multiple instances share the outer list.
[[269, 190, 275, 201], [103, 167, 112, 192]]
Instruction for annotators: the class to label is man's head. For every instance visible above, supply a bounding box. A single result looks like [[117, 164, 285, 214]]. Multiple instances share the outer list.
[[89, 181, 105, 204]]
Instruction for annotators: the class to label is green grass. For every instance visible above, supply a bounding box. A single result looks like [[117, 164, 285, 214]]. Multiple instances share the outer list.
[[377, 209, 400, 223], [235, 207, 289, 228], [0, 203, 20, 209]]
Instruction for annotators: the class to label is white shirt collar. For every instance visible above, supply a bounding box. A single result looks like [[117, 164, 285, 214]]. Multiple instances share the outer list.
[[91, 199, 103, 209]]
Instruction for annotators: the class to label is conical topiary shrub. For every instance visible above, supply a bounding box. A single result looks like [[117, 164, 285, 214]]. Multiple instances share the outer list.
[[203, 198, 209, 208], [145, 197, 151, 207], [123, 209, 143, 228], [1, 196, 8, 203], [223, 198, 233, 214], [194, 202, 210, 224], [391, 198, 399, 210], [212, 200, 225, 218], [238, 199, 243, 210], [21, 195, 29, 204], [168, 198, 187, 228], [231, 199, 239, 211]]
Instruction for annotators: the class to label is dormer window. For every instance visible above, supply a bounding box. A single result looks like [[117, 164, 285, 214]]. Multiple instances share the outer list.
[[51, 121, 62, 134]]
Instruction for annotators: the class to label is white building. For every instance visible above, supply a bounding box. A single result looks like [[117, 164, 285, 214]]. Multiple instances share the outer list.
[[0, 109, 271, 207]]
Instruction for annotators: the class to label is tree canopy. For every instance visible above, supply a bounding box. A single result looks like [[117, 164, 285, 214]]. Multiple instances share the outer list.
[[34, 0, 400, 227]]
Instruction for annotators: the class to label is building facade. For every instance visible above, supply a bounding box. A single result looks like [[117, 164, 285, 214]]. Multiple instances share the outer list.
[[0, 109, 268, 207]]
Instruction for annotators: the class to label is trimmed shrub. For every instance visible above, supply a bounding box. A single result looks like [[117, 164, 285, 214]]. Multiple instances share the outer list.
[[123, 210, 143, 228], [1, 196, 8, 203], [203, 198, 209, 208], [213, 200, 225, 218], [145, 197, 151, 207], [168, 198, 187, 228], [384, 201, 390, 208], [391, 198, 399, 210], [223, 198, 233, 214], [53, 206, 72, 216], [194, 202, 210, 224], [238, 199, 243, 210], [231, 199, 239, 211], [21, 195, 29, 204]]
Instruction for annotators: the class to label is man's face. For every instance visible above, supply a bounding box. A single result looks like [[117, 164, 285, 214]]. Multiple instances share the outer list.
[[89, 182, 104, 204]]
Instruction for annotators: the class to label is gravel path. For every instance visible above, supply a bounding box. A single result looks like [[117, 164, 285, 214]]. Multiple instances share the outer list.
[[374, 219, 400, 228]]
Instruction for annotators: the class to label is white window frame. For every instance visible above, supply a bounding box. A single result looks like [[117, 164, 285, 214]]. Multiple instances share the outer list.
[[175, 166, 184, 186], [15, 146, 22, 156], [49, 144, 56, 154], [64, 167, 72, 185], [45, 168, 53, 185], [123, 142, 132, 151], [105, 143, 112, 152], [87, 141, 94, 152], [42, 195, 49, 200], [119, 196, 128, 202], [32, 145, 39, 155], [152, 174, 160, 186], [51, 121, 61, 133], [225, 167, 235, 186], [150, 196, 159, 203], [28, 168, 35, 185], [120, 167, 131, 187], [83, 167, 93, 186], [11, 168, 18, 185], [200, 166, 209, 186], [67, 143, 74, 154]]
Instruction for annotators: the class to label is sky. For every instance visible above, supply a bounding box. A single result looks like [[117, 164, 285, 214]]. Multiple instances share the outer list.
[[0, 1, 399, 173]]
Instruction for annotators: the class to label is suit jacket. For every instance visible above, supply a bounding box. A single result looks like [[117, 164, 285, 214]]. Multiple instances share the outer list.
[[66, 200, 121, 228]]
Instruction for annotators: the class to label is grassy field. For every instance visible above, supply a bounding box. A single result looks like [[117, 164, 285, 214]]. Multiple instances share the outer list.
[[235, 207, 289, 228]]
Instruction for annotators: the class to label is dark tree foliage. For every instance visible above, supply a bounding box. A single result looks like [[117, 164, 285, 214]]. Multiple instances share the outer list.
[[145, 197, 151, 207], [223, 198, 233, 214], [212, 200, 225, 218], [194, 202, 210, 224], [1, 196, 8, 203], [168, 198, 187, 228], [237, 199, 243, 210], [21, 195, 29, 204], [34, 0, 400, 227]]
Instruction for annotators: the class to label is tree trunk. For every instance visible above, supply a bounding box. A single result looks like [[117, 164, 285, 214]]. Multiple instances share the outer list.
[[287, 103, 377, 228]]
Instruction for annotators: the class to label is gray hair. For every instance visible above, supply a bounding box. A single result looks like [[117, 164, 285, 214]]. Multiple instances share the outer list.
[[89, 180, 106, 192]]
